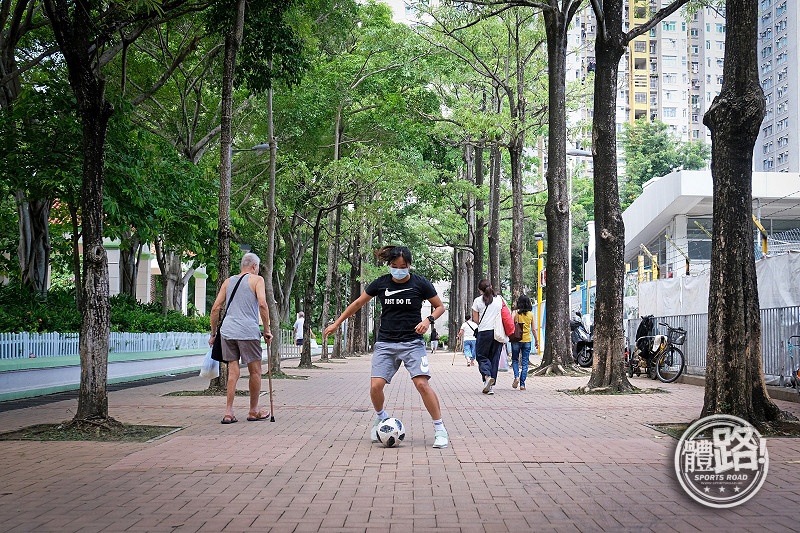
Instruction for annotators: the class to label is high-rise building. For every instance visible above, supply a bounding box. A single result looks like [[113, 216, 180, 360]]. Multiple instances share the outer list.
[[756, 0, 798, 172]]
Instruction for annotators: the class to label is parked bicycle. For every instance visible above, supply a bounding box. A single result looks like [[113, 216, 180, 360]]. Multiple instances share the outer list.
[[626, 316, 686, 383]]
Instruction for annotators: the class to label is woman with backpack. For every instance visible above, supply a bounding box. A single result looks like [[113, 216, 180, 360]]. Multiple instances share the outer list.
[[457, 314, 478, 366]]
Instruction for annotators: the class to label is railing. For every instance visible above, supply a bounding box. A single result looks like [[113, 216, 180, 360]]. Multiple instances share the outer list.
[[0, 329, 324, 362], [626, 305, 800, 377], [0, 332, 210, 360]]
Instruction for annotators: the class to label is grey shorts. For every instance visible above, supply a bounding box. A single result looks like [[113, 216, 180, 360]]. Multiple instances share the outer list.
[[221, 337, 263, 364], [371, 339, 430, 383]]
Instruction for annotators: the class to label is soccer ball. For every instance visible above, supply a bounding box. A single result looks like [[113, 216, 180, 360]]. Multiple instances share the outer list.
[[376, 418, 405, 448]]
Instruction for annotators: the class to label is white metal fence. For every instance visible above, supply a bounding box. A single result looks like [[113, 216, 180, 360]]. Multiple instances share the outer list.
[[0, 331, 210, 360], [625, 305, 800, 377]]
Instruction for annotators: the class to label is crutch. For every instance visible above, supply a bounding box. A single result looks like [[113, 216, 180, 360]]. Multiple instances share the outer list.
[[267, 343, 275, 421]]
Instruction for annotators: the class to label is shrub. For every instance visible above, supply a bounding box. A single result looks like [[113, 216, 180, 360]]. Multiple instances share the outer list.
[[0, 283, 210, 333]]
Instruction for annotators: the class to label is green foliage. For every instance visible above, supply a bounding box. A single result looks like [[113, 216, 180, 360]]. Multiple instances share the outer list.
[[0, 284, 209, 333], [620, 120, 710, 208]]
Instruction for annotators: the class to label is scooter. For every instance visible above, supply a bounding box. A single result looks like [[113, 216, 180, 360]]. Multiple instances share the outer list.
[[570, 311, 593, 368]]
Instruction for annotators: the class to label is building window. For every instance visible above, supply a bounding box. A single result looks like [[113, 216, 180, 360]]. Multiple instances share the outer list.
[[762, 28, 772, 40], [777, 101, 788, 114], [692, 45, 699, 54], [765, 92, 774, 104], [762, 46, 773, 58], [635, 92, 647, 103], [663, 21, 676, 31], [706, 23, 711, 32], [778, 136, 789, 147], [716, 41, 724, 51], [763, 158, 774, 170], [634, 40, 646, 53], [716, 24, 725, 33], [650, 29, 656, 38], [663, 55, 677, 67], [778, 152, 789, 164], [691, 28, 699, 37], [776, 1, 787, 16], [776, 19, 787, 32], [777, 84, 788, 97], [763, 12, 772, 24], [765, 108, 773, 120], [760, 0, 772, 9], [692, 129, 699, 139], [762, 77, 773, 90], [778, 67, 788, 81], [763, 142, 773, 154], [777, 118, 789, 131], [776, 36, 787, 49], [664, 107, 677, 118], [776, 52, 788, 65], [763, 124, 773, 136], [762, 61, 772, 74]]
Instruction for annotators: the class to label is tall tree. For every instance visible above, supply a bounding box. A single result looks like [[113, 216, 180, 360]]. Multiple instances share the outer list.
[[585, 0, 688, 391], [41, 0, 198, 424], [700, 0, 782, 426], [620, 119, 709, 208]]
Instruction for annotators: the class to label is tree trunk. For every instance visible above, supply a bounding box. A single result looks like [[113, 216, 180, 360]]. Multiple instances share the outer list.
[[700, 0, 782, 425], [15, 191, 51, 296], [488, 142, 501, 290], [43, 0, 116, 424], [119, 232, 142, 298], [347, 229, 362, 354], [449, 246, 460, 344], [474, 144, 485, 288], [300, 211, 325, 368], [212, 0, 246, 392], [320, 209, 336, 361], [265, 84, 282, 374], [585, 0, 692, 389], [536, 4, 583, 374], [584, 1, 633, 391], [508, 135, 524, 303], [332, 206, 345, 358]]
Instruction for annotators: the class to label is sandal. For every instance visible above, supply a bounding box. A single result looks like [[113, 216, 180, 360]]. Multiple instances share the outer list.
[[221, 415, 238, 424], [247, 411, 270, 421]]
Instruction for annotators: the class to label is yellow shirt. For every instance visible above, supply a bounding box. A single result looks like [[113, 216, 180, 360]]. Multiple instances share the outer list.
[[515, 311, 534, 343]]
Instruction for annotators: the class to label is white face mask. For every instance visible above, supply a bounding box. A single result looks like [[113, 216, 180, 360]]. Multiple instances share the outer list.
[[389, 267, 409, 280]]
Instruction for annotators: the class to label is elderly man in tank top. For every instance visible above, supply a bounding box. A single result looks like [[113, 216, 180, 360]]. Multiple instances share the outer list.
[[209, 253, 273, 424]]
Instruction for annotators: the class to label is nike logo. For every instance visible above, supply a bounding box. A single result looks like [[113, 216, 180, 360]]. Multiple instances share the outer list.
[[385, 288, 410, 296]]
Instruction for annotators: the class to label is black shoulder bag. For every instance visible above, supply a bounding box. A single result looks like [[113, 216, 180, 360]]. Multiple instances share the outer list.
[[211, 274, 248, 362]]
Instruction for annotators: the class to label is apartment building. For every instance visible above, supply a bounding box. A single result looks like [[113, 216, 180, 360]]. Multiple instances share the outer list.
[[756, 0, 799, 172]]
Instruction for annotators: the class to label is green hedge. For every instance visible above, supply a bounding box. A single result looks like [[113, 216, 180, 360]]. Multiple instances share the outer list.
[[0, 284, 210, 333]]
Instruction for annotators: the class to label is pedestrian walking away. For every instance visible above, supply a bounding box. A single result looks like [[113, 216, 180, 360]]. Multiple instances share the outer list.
[[209, 253, 273, 424], [429, 325, 439, 354], [293, 312, 312, 346], [457, 315, 478, 366], [510, 294, 539, 391], [472, 279, 505, 395], [323, 245, 449, 448]]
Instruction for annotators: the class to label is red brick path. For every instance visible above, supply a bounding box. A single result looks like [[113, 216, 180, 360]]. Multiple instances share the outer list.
[[1, 352, 799, 532]]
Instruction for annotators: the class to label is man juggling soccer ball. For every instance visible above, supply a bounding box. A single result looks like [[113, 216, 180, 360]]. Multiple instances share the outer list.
[[323, 245, 449, 448]]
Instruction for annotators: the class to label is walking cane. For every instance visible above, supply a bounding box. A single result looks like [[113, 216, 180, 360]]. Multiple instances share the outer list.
[[267, 343, 275, 422], [451, 337, 457, 365]]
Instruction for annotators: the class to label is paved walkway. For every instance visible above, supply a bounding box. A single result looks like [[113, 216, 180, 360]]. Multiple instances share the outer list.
[[1, 351, 799, 532]]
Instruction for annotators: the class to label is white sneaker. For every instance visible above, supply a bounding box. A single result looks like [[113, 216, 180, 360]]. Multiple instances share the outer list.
[[487, 387, 495, 395], [432, 429, 448, 448], [370, 416, 381, 443], [482, 377, 495, 393]]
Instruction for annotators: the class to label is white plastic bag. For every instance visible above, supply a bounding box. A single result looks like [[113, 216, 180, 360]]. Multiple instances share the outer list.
[[498, 343, 509, 372], [199, 348, 220, 379]]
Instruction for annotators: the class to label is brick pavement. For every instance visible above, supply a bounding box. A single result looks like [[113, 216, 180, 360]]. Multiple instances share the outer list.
[[1, 351, 799, 532]]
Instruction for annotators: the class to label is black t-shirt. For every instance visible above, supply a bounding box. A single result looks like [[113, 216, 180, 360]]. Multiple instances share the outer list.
[[365, 273, 437, 343]]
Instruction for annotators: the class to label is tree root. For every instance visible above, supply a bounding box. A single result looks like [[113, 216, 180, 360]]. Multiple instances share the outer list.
[[67, 416, 124, 431], [530, 363, 591, 377], [574, 383, 640, 394]]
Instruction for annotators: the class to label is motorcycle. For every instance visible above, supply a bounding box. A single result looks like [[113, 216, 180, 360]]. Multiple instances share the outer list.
[[570, 311, 593, 367]]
